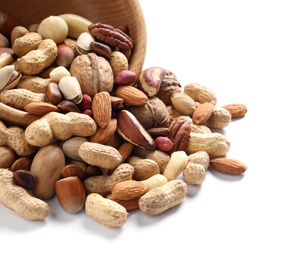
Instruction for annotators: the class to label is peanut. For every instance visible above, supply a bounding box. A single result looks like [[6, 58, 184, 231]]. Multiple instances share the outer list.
[[25, 111, 97, 147], [163, 151, 188, 181], [83, 163, 134, 196], [183, 151, 210, 185], [0, 168, 50, 220], [0, 120, 36, 156], [205, 107, 231, 129], [0, 88, 48, 110], [17, 38, 58, 75], [78, 141, 122, 170], [85, 193, 128, 228], [127, 156, 160, 181], [186, 132, 231, 157], [139, 179, 187, 216]]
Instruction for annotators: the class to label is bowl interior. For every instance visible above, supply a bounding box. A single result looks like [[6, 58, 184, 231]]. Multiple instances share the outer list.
[[1, 0, 147, 76]]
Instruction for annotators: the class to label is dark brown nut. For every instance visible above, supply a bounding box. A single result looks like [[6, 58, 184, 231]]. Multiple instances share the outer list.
[[147, 127, 170, 138], [61, 164, 86, 181], [46, 82, 63, 105], [13, 169, 37, 190], [137, 67, 166, 97], [88, 22, 133, 50], [110, 95, 124, 109], [70, 53, 114, 97], [0, 33, 9, 47], [57, 100, 81, 113], [0, 11, 22, 38], [55, 43, 75, 68], [90, 41, 112, 60], [127, 96, 170, 129], [117, 110, 156, 151], [169, 116, 191, 153], [156, 70, 182, 106], [10, 157, 31, 172]]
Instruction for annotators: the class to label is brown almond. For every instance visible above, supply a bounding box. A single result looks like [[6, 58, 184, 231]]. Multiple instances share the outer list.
[[107, 194, 140, 211], [61, 164, 86, 181], [210, 158, 247, 175], [91, 91, 111, 128], [115, 85, 148, 106], [221, 103, 248, 118], [110, 180, 148, 200], [24, 101, 60, 116], [193, 102, 215, 124], [89, 118, 117, 144], [10, 157, 31, 171], [118, 142, 134, 163]]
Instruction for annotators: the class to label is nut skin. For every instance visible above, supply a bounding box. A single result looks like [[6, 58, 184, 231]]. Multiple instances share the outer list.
[[13, 169, 37, 190], [114, 69, 136, 85], [137, 67, 166, 97], [55, 176, 86, 214], [55, 43, 75, 68], [169, 116, 192, 153], [117, 110, 156, 151]]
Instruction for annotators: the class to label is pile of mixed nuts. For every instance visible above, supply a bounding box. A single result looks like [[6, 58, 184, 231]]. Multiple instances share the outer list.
[[0, 12, 247, 227]]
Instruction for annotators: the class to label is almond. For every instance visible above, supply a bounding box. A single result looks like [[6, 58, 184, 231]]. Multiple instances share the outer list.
[[10, 157, 31, 171], [91, 91, 111, 128], [115, 85, 148, 106], [221, 103, 248, 118], [110, 179, 148, 200], [210, 157, 247, 175], [89, 118, 117, 144], [192, 102, 215, 124], [24, 101, 60, 116], [118, 142, 134, 163]]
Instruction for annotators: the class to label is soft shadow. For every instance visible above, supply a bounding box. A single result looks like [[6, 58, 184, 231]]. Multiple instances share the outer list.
[[209, 168, 244, 181], [137, 203, 182, 227], [82, 215, 124, 239], [186, 184, 202, 198], [0, 204, 46, 232]]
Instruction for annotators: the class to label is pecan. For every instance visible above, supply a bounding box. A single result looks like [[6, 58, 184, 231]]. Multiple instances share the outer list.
[[169, 116, 191, 153], [88, 23, 133, 50]]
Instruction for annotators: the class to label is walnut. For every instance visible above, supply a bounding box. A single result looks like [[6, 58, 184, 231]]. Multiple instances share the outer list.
[[127, 96, 170, 129], [70, 53, 114, 97], [156, 70, 182, 106]]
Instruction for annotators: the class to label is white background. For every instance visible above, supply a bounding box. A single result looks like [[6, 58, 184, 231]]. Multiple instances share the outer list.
[[1, 1, 289, 259]]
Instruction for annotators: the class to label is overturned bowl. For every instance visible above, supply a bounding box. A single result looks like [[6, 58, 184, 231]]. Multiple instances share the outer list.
[[0, 0, 147, 76]]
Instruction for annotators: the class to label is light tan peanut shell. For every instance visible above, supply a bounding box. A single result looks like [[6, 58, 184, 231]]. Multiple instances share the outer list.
[[183, 151, 210, 185], [183, 82, 217, 105], [85, 193, 128, 228], [0, 169, 50, 220], [205, 107, 231, 129], [145, 150, 170, 173], [78, 141, 122, 170], [127, 156, 160, 181], [163, 151, 188, 181], [17, 38, 58, 75], [25, 112, 97, 147], [0, 88, 48, 110], [138, 179, 187, 216], [185, 132, 230, 157], [0, 120, 36, 156], [83, 163, 134, 195]]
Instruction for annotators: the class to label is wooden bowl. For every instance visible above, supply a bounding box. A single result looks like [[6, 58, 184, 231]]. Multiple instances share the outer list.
[[0, 0, 147, 76]]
